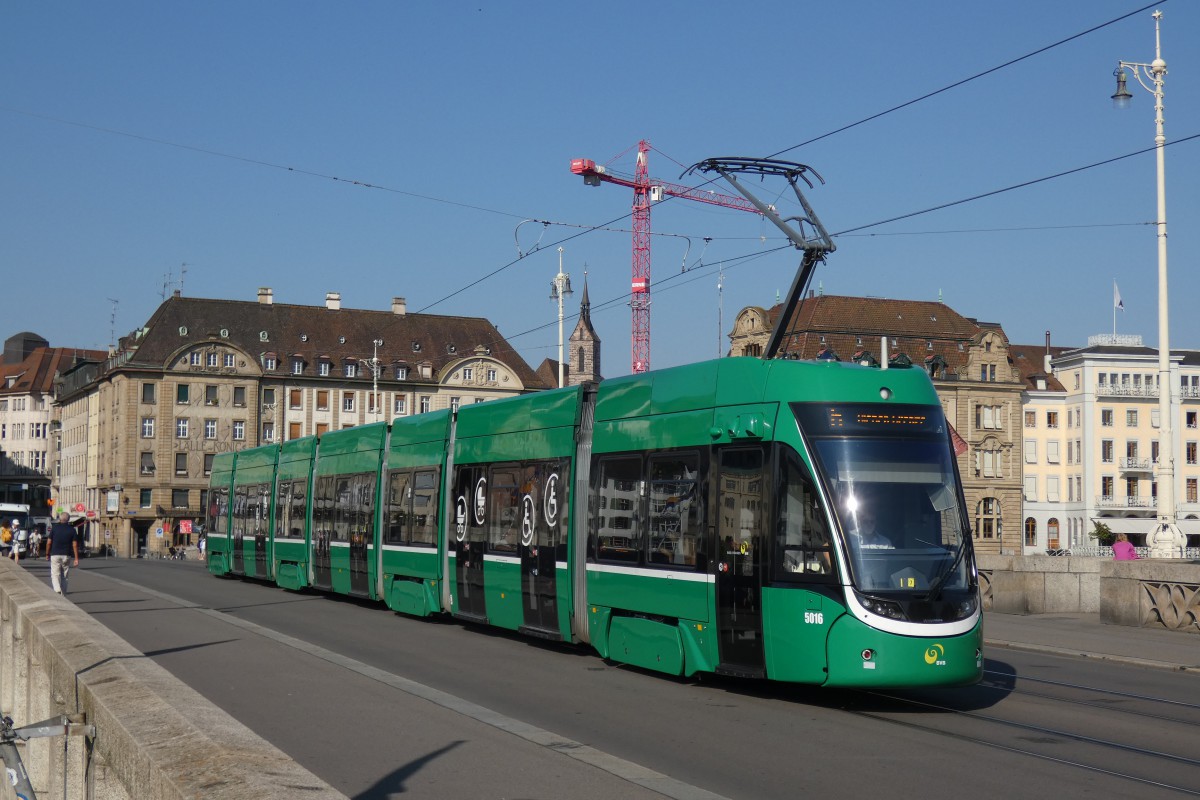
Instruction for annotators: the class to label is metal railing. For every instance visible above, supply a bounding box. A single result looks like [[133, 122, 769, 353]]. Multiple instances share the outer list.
[[1094, 495, 1157, 509]]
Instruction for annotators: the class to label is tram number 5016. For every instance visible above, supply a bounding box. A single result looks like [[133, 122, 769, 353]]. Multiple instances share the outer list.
[[804, 611, 824, 625]]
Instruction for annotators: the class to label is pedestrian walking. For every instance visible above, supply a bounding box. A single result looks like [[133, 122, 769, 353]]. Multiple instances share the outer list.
[[46, 512, 80, 595]]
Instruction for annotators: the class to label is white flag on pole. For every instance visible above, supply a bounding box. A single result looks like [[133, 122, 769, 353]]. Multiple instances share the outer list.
[[1114, 280, 1125, 311]]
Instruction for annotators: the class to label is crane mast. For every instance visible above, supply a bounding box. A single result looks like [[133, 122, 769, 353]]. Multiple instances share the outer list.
[[571, 140, 761, 374]]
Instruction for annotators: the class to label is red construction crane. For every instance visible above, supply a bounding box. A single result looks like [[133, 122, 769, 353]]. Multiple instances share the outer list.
[[571, 140, 762, 373]]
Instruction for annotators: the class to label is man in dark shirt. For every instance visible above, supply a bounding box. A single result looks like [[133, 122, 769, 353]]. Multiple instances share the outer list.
[[46, 512, 79, 595]]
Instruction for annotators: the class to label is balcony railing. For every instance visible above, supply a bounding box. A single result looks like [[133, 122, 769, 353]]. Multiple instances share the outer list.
[[1094, 495, 1157, 509], [1119, 456, 1152, 471], [1096, 384, 1159, 398]]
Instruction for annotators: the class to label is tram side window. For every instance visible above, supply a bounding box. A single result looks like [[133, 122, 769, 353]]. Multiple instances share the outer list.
[[288, 479, 307, 538], [314, 476, 336, 542], [592, 456, 642, 563], [410, 469, 439, 547], [274, 481, 289, 539], [648, 452, 704, 569], [775, 448, 834, 580], [208, 488, 229, 535], [488, 464, 521, 553], [233, 486, 249, 537], [385, 470, 411, 545]]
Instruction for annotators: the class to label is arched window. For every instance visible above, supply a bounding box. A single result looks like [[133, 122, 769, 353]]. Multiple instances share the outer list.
[[1047, 518, 1060, 549], [975, 497, 1001, 540], [1024, 517, 1037, 547], [576, 346, 585, 372]]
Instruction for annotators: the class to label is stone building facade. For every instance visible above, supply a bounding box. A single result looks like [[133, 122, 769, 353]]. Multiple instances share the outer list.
[[53, 289, 546, 557]]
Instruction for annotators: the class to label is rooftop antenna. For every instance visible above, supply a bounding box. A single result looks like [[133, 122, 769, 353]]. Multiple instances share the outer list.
[[106, 298, 119, 350], [179, 262, 188, 295]]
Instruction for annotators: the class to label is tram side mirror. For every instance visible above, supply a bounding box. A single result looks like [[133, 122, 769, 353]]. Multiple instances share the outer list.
[[928, 485, 955, 513]]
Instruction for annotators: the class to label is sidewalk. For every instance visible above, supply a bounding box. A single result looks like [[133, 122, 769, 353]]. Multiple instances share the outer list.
[[983, 611, 1200, 673]]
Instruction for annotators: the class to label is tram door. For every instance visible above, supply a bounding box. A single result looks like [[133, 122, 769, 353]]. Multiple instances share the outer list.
[[347, 473, 374, 597], [231, 486, 247, 575], [452, 466, 488, 621], [521, 461, 565, 636], [715, 447, 767, 675], [310, 476, 333, 590]]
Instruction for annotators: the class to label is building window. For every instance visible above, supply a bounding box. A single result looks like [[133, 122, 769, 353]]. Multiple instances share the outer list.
[[177, 384, 190, 404], [1187, 411, 1198, 429], [1046, 411, 1058, 429], [974, 497, 1000, 540], [1024, 439, 1037, 464], [190, 352, 202, 366], [264, 356, 277, 371], [395, 366, 408, 380], [1127, 440, 1139, 460], [419, 395, 431, 414], [140, 488, 153, 508], [343, 392, 355, 412], [1188, 442, 1198, 465], [176, 418, 189, 438], [233, 386, 246, 407], [1101, 440, 1113, 463], [1126, 477, 1139, 499], [204, 419, 217, 439], [288, 422, 302, 440], [224, 353, 235, 368], [1127, 409, 1138, 426], [319, 362, 331, 377], [140, 452, 155, 476], [1101, 408, 1114, 426], [142, 383, 156, 403], [292, 359, 304, 375], [1023, 475, 1036, 501], [204, 453, 214, 476], [207, 352, 219, 368], [368, 393, 380, 414], [394, 396, 407, 415], [345, 363, 358, 378], [289, 389, 302, 410], [172, 489, 189, 509], [233, 421, 245, 441], [263, 388, 275, 406], [462, 367, 473, 382], [205, 385, 219, 405], [487, 368, 497, 382], [316, 423, 329, 436], [1102, 476, 1114, 499], [1024, 411, 1036, 428], [317, 390, 329, 411], [175, 452, 188, 476], [262, 422, 275, 442], [142, 417, 155, 438], [1187, 478, 1198, 504], [1024, 517, 1037, 547]]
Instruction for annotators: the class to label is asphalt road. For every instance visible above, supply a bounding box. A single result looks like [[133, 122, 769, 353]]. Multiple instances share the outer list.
[[28, 557, 1200, 800]]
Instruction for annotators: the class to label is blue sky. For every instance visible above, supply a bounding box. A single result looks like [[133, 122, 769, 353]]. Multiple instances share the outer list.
[[3, 1, 1197, 376]]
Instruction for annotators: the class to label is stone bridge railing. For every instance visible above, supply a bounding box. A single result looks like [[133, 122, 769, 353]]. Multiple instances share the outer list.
[[978, 554, 1200, 634], [0, 559, 348, 799]]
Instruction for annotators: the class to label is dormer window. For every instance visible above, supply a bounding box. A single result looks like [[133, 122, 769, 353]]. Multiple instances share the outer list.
[[292, 358, 304, 375], [319, 361, 331, 377], [345, 362, 358, 378], [394, 365, 408, 380]]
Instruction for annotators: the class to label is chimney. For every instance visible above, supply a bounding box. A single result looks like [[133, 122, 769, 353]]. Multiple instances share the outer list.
[[392, 297, 407, 316], [325, 292, 341, 311], [257, 287, 274, 305], [1043, 330, 1052, 374]]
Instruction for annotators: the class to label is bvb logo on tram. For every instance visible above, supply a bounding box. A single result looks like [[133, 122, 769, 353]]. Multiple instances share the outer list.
[[924, 644, 947, 666]]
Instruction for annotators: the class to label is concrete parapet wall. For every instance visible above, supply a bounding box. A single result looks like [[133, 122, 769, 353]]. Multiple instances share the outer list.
[[978, 554, 1101, 615], [1099, 559, 1200, 634], [0, 560, 348, 799]]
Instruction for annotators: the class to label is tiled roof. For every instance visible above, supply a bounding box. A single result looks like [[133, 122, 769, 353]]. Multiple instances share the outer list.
[[1008, 343, 1073, 392], [765, 294, 997, 375], [107, 294, 547, 389], [0, 347, 108, 395]]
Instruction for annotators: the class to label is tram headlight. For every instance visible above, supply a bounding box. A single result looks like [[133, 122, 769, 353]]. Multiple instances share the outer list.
[[953, 595, 978, 620], [853, 590, 907, 621]]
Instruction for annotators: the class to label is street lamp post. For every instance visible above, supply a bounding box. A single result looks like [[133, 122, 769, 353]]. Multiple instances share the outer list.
[[1112, 10, 1184, 558], [550, 247, 573, 388], [371, 339, 383, 422]]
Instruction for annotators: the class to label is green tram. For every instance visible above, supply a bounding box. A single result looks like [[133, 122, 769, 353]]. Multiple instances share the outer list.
[[206, 357, 982, 688]]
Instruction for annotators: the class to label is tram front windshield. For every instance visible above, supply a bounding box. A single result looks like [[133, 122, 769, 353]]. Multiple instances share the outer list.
[[792, 403, 973, 607]]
